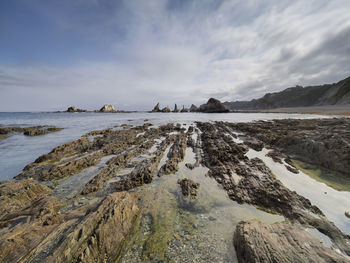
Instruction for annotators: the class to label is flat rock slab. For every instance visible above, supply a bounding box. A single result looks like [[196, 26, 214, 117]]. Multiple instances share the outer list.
[[234, 220, 349, 263]]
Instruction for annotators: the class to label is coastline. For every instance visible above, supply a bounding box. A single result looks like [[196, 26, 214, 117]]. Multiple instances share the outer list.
[[0, 117, 349, 262]]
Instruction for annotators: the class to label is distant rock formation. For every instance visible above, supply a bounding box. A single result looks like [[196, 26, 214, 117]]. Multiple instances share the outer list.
[[66, 106, 86, 112], [67, 106, 77, 112], [198, 98, 229, 113], [99, 104, 116, 112], [180, 105, 188, 112], [150, 103, 189, 113], [161, 106, 171, 112], [224, 75, 350, 110], [150, 103, 172, 113], [189, 104, 199, 112], [173, 104, 179, 112], [151, 103, 161, 112]]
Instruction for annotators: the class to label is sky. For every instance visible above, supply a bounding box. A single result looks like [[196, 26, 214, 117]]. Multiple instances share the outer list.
[[1, 0, 350, 111]]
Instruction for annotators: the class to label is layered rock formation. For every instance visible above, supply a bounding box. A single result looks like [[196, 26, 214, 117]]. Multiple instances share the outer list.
[[2, 119, 350, 262], [197, 121, 350, 256], [198, 98, 229, 113], [0, 123, 189, 262], [230, 118, 350, 176], [234, 220, 349, 263]]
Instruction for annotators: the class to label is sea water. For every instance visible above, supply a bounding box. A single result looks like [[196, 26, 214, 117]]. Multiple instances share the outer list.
[[0, 111, 325, 181]]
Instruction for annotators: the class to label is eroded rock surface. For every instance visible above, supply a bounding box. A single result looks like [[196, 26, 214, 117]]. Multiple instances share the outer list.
[[41, 192, 139, 263], [197, 121, 350, 256], [2, 120, 350, 262], [234, 220, 349, 263], [230, 118, 350, 176], [177, 178, 200, 197]]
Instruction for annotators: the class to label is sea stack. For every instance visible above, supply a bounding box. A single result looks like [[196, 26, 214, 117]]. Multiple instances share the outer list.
[[180, 105, 188, 112], [99, 104, 116, 112], [151, 103, 161, 112], [66, 106, 86, 112], [161, 106, 171, 112], [173, 104, 179, 112], [67, 106, 77, 112], [199, 98, 229, 113], [189, 104, 199, 112]]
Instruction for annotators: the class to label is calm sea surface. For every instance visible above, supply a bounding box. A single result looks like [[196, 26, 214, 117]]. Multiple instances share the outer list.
[[0, 111, 324, 181]]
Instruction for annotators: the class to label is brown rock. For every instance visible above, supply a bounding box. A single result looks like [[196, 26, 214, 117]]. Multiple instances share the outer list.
[[44, 192, 139, 263], [234, 220, 349, 263], [177, 178, 200, 197]]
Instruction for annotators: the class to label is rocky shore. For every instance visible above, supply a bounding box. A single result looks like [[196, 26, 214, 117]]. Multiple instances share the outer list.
[[1, 118, 350, 262], [0, 126, 63, 139], [229, 118, 350, 176]]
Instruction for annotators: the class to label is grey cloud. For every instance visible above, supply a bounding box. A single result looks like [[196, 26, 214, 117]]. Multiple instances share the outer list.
[[1, 0, 350, 111]]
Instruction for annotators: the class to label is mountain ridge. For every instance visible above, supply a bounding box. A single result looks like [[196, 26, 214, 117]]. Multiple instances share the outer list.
[[224, 76, 350, 110]]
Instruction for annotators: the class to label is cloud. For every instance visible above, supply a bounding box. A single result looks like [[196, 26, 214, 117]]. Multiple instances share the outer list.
[[1, 0, 350, 111]]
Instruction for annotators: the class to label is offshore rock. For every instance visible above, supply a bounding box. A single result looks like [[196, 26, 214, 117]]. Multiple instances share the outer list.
[[161, 106, 171, 113], [173, 104, 179, 112], [0, 179, 56, 219], [151, 103, 161, 112], [345, 211, 350, 218], [199, 98, 229, 113], [66, 106, 86, 112], [189, 104, 199, 112], [180, 105, 188, 112], [234, 220, 349, 263], [99, 104, 116, 112]]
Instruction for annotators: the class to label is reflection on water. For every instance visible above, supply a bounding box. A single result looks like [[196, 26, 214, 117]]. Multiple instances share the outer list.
[[245, 147, 350, 234], [119, 148, 284, 263], [0, 111, 325, 180], [293, 160, 350, 192]]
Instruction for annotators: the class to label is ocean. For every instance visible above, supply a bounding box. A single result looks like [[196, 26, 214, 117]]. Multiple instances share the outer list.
[[0, 111, 324, 181]]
